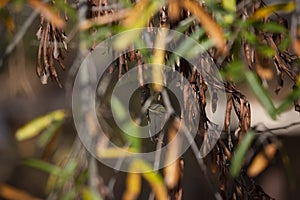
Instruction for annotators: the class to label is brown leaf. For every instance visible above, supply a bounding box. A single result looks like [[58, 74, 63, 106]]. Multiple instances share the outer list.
[[28, 0, 65, 29], [255, 52, 273, 80], [181, 0, 228, 55], [168, 0, 180, 22]]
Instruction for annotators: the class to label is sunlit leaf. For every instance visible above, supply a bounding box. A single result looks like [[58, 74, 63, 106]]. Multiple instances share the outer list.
[[247, 143, 277, 177], [152, 28, 168, 92], [113, 0, 162, 50], [222, 0, 236, 12], [15, 109, 65, 141], [97, 147, 138, 158], [128, 160, 168, 200], [123, 172, 141, 200], [252, 2, 295, 19], [245, 72, 277, 119], [28, 0, 65, 28], [182, 0, 227, 55], [0, 184, 41, 200], [230, 130, 255, 177]]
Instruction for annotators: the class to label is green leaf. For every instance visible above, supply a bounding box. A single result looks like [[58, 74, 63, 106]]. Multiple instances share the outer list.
[[111, 96, 141, 151], [276, 86, 300, 114], [257, 45, 275, 57], [15, 109, 65, 141], [230, 130, 255, 177], [241, 31, 258, 44], [24, 159, 62, 175], [37, 120, 63, 147], [128, 159, 168, 200], [245, 72, 277, 119], [221, 60, 245, 82], [257, 21, 287, 33]]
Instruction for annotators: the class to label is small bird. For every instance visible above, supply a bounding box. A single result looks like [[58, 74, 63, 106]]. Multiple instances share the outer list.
[[140, 85, 151, 123], [140, 85, 151, 107]]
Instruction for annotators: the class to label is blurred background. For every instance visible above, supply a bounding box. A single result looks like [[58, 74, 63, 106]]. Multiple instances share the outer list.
[[0, 1, 300, 200]]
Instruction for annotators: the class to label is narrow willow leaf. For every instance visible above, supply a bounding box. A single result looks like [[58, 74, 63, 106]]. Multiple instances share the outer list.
[[245, 72, 277, 119], [123, 172, 142, 200], [257, 22, 288, 33], [230, 130, 255, 177], [152, 28, 168, 92], [37, 120, 63, 147], [24, 159, 62, 176], [111, 96, 141, 150], [252, 2, 295, 19], [182, 0, 227, 55], [113, 0, 162, 50], [15, 109, 65, 141], [247, 143, 277, 177], [276, 86, 300, 114]]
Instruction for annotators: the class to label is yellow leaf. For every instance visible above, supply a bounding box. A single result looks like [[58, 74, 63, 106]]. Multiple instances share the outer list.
[[164, 118, 181, 189], [0, 184, 41, 200], [128, 160, 168, 200], [123, 173, 141, 200], [247, 144, 277, 177], [181, 0, 227, 55], [28, 0, 65, 29], [152, 28, 168, 92], [15, 110, 65, 141], [113, 0, 162, 50], [253, 2, 295, 19]]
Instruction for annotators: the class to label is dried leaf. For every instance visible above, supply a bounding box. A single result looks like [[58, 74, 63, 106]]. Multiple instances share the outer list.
[[247, 144, 277, 177], [28, 0, 65, 29], [181, 0, 227, 55], [168, 0, 180, 22], [255, 52, 273, 80]]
